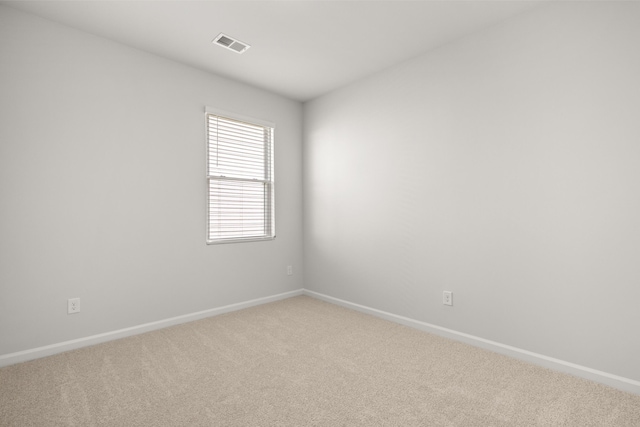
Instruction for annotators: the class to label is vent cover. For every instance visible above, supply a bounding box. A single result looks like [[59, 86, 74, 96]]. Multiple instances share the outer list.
[[213, 33, 250, 54]]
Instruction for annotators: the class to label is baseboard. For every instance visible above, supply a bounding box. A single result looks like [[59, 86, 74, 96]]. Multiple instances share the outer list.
[[303, 289, 640, 396], [4, 287, 638, 396], [0, 289, 304, 368]]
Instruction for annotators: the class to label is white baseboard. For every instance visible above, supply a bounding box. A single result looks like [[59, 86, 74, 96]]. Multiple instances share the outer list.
[[303, 289, 640, 396], [3, 287, 638, 396], [0, 289, 304, 368]]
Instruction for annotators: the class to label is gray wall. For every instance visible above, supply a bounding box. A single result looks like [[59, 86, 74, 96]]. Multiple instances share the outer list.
[[2, 1, 639, 386], [0, 6, 303, 355], [303, 2, 640, 382]]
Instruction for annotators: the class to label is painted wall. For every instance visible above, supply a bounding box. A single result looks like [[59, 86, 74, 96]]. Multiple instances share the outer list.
[[303, 2, 640, 382], [0, 6, 303, 356]]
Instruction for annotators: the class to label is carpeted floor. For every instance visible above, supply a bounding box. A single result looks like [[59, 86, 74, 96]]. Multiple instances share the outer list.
[[1, 295, 639, 426]]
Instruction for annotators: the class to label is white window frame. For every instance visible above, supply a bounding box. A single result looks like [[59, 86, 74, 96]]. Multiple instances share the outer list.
[[205, 107, 275, 244]]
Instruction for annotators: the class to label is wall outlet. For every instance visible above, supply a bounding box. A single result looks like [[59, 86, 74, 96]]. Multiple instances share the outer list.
[[443, 291, 453, 306], [68, 298, 80, 314], [287, 265, 293, 276]]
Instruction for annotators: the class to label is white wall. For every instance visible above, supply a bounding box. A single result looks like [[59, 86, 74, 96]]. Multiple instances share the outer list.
[[304, 2, 640, 382], [3, 0, 639, 389], [0, 6, 303, 356]]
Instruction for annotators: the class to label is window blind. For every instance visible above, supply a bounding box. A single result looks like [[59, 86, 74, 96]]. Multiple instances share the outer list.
[[206, 113, 274, 244]]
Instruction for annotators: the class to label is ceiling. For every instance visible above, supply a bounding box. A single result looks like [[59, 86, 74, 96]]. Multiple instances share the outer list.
[[2, 1, 545, 102]]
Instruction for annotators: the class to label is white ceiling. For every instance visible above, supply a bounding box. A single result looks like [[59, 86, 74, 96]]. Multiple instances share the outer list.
[[2, 0, 545, 102]]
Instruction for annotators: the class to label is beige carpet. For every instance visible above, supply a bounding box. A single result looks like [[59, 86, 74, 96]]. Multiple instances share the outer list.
[[1, 296, 639, 426]]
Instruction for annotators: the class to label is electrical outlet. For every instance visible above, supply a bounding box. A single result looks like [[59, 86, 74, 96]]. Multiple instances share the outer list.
[[287, 265, 293, 276], [443, 291, 453, 306], [68, 298, 80, 314]]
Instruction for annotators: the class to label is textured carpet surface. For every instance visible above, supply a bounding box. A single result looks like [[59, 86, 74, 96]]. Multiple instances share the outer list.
[[1, 295, 639, 426]]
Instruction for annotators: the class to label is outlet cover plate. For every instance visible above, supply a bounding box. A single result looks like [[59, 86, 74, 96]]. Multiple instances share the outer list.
[[443, 291, 453, 306], [68, 298, 80, 314]]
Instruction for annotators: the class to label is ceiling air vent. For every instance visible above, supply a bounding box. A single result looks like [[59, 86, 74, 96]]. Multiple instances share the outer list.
[[213, 33, 250, 54]]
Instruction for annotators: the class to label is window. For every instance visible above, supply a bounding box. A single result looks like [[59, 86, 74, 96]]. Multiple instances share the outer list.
[[206, 109, 275, 244]]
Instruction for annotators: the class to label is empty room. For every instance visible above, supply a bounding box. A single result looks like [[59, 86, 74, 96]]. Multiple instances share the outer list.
[[1, 0, 639, 425]]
